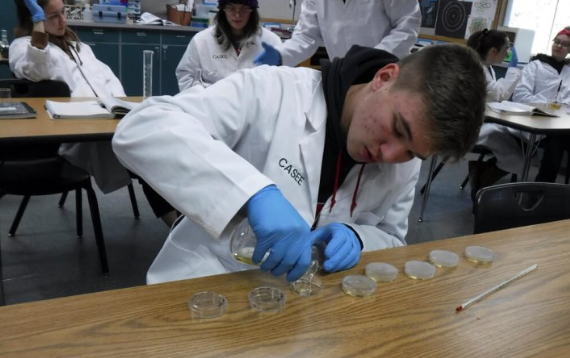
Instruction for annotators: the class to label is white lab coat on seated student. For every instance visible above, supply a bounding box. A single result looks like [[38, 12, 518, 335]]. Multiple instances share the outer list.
[[276, 0, 420, 66], [476, 63, 525, 174], [9, 36, 131, 193], [513, 60, 570, 104], [112, 65, 420, 284], [176, 26, 282, 91]]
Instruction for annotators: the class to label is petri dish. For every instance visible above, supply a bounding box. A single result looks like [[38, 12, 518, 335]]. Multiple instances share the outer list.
[[248, 287, 285, 312], [290, 260, 322, 296], [404, 260, 436, 280], [465, 245, 494, 264], [429, 250, 460, 268], [188, 291, 228, 319], [341, 275, 377, 297], [365, 262, 398, 282]]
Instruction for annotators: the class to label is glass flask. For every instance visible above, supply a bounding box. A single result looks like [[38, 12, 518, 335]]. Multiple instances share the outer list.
[[230, 218, 323, 296], [0, 30, 9, 59]]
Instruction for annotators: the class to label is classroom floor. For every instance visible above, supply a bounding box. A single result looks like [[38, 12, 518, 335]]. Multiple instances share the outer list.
[[0, 154, 542, 306]]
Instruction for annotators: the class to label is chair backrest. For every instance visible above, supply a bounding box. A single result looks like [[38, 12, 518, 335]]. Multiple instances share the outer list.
[[0, 79, 70, 97], [474, 182, 570, 234]]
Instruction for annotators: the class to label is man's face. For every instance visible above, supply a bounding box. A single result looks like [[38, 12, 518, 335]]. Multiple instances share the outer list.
[[345, 65, 432, 164]]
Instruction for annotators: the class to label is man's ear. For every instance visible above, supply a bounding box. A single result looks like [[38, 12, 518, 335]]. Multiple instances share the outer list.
[[371, 63, 400, 91]]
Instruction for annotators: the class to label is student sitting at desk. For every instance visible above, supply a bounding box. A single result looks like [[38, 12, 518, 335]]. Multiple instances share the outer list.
[[466, 29, 525, 202], [175, 0, 281, 91], [9, 0, 131, 194], [513, 27, 570, 183], [113, 44, 486, 284]]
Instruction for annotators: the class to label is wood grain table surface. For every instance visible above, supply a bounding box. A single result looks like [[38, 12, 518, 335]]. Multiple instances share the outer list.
[[0, 219, 569, 357], [0, 97, 142, 145]]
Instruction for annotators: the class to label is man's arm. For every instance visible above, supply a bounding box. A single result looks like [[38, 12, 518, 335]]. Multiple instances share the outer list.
[[275, 0, 323, 67], [375, 0, 421, 59], [113, 72, 274, 239]]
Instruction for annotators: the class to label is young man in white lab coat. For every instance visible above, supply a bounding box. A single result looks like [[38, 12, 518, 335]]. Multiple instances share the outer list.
[[112, 44, 486, 284], [254, 0, 420, 66]]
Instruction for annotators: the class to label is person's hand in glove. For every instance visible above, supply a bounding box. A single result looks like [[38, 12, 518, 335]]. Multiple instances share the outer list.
[[254, 42, 282, 66], [509, 46, 518, 68], [246, 185, 311, 281], [24, 0, 45, 23], [309, 223, 362, 272]]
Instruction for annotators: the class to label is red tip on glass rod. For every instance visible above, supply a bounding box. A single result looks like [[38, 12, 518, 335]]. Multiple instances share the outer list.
[[456, 306, 463, 312]]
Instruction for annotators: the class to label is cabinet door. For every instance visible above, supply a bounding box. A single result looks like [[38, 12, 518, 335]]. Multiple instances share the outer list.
[[85, 42, 121, 80], [160, 45, 187, 96], [121, 45, 160, 96]]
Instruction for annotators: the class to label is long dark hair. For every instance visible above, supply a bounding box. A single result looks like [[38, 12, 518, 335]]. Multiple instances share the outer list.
[[14, 0, 81, 53], [466, 29, 509, 61], [214, 6, 261, 51]]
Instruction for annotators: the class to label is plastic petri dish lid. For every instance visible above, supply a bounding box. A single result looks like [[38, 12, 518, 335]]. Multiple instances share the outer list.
[[404, 260, 437, 280], [365, 262, 398, 282], [429, 250, 460, 268], [248, 287, 285, 312], [342, 275, 377, 297], [465, 245, 494, 264], [188, 291, 228, 319]]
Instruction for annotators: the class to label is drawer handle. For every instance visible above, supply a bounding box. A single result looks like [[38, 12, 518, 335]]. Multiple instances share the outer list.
[[93, 31, 104, 35], [136, 32, 147, 37], [176, 35, 185, 38]]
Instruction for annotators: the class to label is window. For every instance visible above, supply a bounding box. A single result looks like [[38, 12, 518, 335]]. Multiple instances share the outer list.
[[505, 0, 570, 56]]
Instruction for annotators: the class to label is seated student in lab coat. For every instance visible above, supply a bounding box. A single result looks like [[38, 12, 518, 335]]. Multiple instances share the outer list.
[[112, 44, 487, 284], [176, 0, 281, 91], [10, 0, 131, 194], [465, 29, 524, 202], [513, 27, 570, 183], [254, 0, 420, 66]]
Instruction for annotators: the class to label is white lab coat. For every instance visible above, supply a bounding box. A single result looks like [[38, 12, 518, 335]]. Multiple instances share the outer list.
[[513, 59, 570, 104], [112, 65, 420, 284], [477, 63, 525, 174], [9, 36, 131, 193], [176, 26, 282, 91], [276, 0, 420, 65]]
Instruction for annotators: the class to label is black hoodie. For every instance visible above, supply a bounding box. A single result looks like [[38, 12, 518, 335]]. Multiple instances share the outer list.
[[317, 45, 399, 206]]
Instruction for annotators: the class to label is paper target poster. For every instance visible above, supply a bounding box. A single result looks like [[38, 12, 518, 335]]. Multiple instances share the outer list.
[[435, 0, 473, 38]]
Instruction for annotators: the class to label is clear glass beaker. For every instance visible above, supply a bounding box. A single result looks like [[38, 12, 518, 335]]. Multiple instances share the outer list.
[[142, 50, 154, 99], [230, 218, 323, 296]]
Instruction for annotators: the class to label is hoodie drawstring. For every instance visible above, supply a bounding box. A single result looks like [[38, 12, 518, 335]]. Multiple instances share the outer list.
[[325, 153, 366, 218]]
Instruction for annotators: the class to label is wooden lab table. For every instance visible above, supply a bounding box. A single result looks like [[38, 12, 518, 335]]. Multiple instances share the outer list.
[[0, 219, 569, 357], [0, 97, 142, 145], [485, 104, 570, 181]]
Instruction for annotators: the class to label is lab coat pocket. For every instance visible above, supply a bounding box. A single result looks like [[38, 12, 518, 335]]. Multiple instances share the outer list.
[[353, 211, 385, 226]]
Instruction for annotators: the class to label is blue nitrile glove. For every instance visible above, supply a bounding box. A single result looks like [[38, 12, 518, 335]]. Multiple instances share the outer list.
[[509, 47, 518, 68], [24, 0, 45, 22], [309, 223, 361, 272], [254, 42, 282, 66], [246, 185, 311, 281]]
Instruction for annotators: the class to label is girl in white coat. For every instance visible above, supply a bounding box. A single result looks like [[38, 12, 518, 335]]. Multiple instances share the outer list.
[[514, 28, 570, 182], [175, 0, 281, 91], [466, 29, 525, 201], [9, 0, 131, 193]]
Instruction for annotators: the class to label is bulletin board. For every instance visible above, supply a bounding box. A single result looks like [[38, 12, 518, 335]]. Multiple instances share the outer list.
[[418, 0, 506, 44]]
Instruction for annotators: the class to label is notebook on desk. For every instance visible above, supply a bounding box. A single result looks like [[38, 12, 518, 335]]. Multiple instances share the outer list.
[[0, 102, 37, 119], [487, 101, 559, 117], [45, 96, 138, 119]]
